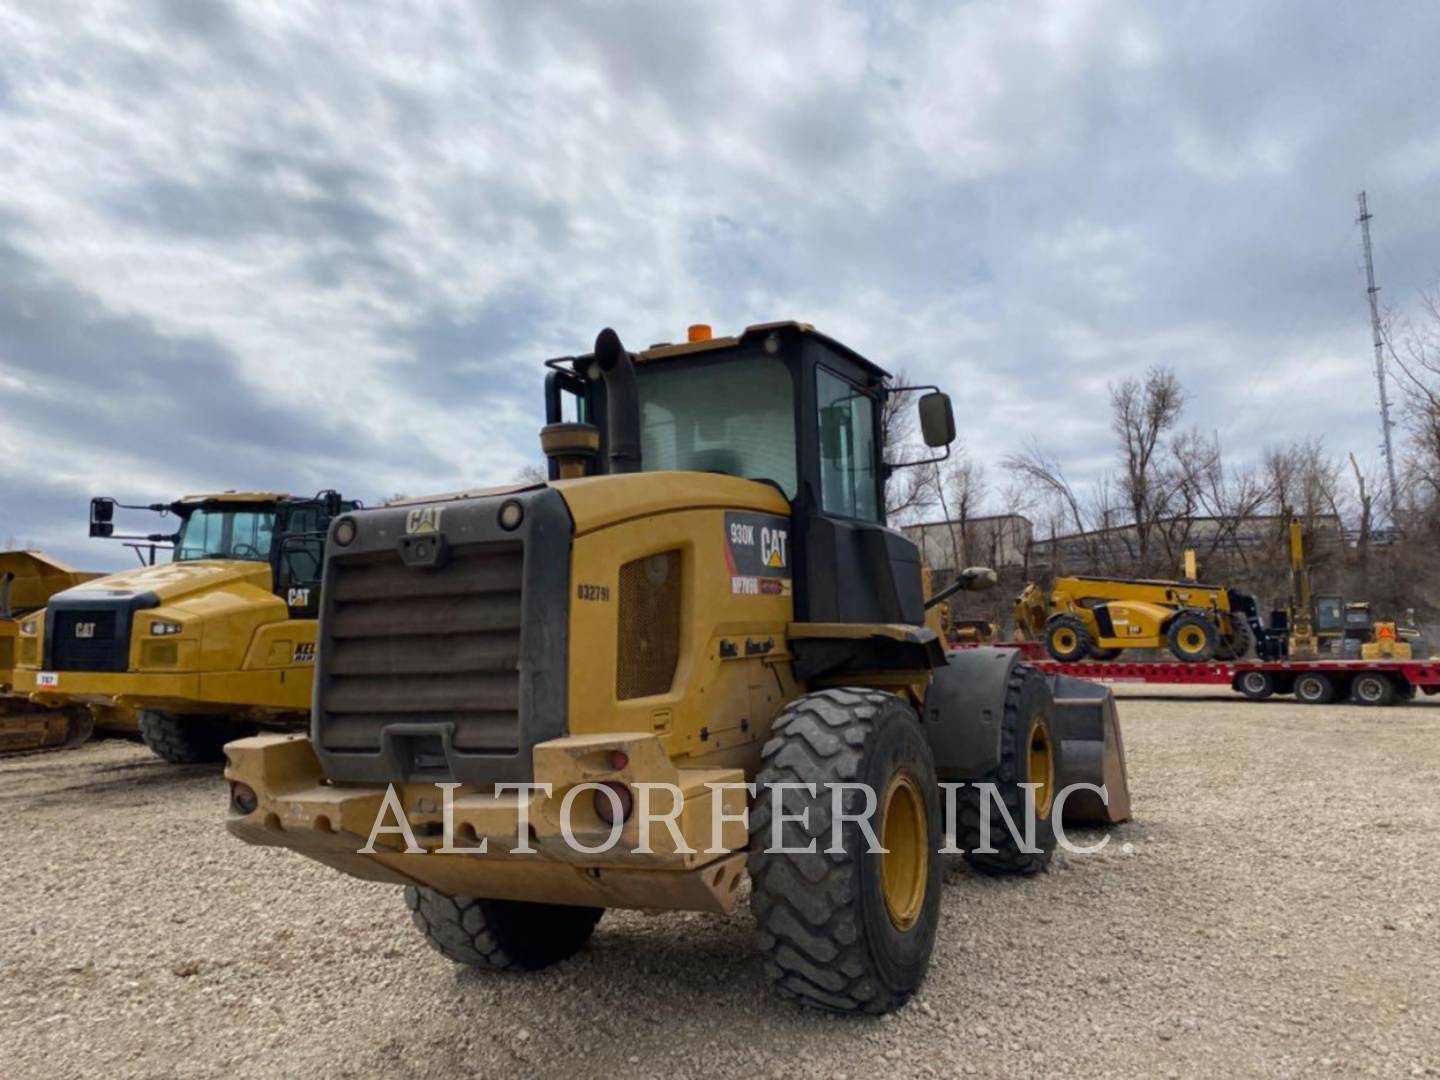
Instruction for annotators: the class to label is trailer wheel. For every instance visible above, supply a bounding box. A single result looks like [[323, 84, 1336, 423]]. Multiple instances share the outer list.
[[1293, 672, 1336, 705], [1045, 615, 1093, 662], [749, 688, 942, 1014], [1235, 670, 1275, 700], [405, 887, 603, 970], [1167, 612, 1218, 662], [1351, 673, 1397, 707]]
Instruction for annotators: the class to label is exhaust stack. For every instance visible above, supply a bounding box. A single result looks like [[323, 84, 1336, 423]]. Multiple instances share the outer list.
[[593, 328, 642, 475]]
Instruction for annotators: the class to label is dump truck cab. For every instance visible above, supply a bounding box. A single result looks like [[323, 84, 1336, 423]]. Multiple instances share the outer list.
[[226, 322, 1129, 1014], [15, 490, 355, 762]]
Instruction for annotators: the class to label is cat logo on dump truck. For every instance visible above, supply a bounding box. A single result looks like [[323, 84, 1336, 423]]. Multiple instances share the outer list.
[[724, 512, 791, 596], [405, 506, 444, 535]]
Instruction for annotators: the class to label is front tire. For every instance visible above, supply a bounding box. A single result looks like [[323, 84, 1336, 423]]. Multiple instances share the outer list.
[[405, 887, 603, 971], [138, 710, 241, 764], [749, 688, 942, 1015], [1045, 615, 1094, 662], [1167, 612, 1218, 662], [953, 664, 1058, 876]]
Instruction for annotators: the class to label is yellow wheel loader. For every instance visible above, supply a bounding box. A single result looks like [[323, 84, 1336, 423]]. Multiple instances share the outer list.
[[12, 490, 355, 764], [0, 550, 112, 753], [1014, 574, 1261, 663], [223, 322, 1131, 1014]]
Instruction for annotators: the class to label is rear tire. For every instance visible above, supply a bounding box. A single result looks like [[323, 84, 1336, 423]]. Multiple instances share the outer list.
[[1293, 673, 1336, 705], [138, 710, 241, 764], [1351, 672, 1397, 707], [405, 887, 603, 970], [1235, 670, 1275, 701], [1217, 618, 1255, 660], [1045, 615, 1094, 662], [1167, 612, 1218, 662], [953, 664, 1058, 876], [749, 688, 942, 1015]]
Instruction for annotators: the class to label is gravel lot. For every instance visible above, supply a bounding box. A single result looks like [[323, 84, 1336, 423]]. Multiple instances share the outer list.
[[2, 686, 1438, 1079]]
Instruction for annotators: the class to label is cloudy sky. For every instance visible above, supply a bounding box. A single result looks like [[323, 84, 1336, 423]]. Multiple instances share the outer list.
[[2, 1, 1438, 568]]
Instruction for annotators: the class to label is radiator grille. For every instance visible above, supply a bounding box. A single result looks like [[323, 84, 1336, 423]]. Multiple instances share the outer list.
[[616, 550, 681, 700], [321, 542, 524, 754], [50, 610, 125, 672]]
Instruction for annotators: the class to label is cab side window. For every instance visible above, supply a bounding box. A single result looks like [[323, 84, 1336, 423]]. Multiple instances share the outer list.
[[280, 508, 322, 586], [816, 367, 880, 522]]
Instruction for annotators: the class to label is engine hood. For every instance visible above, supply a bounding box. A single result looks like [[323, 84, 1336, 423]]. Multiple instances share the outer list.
[[54, 559, 273, 605], [551, 471, 789, 536]]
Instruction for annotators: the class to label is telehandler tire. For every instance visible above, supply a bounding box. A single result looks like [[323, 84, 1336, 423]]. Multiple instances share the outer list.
[[749, 688, 942, 1015], [953, 664, 1058, 876], [1216, 618, 1255, 660], [1045, 615, 1093, 662], [138, 710, 236, 764], [405, 886, 603, 970], [1166, 613, 1218, 662]]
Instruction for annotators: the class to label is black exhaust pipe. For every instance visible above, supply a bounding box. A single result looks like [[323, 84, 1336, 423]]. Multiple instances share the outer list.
[[594, 328, 642, 475]]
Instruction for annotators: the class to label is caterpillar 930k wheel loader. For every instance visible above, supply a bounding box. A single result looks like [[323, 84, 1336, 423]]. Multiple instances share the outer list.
[[12, 490, 355, 764], [224, 322, 1130, 1014]]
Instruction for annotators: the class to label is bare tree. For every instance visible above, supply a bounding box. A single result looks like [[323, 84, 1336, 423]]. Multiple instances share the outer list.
[[1110, 366, 1184, 574]]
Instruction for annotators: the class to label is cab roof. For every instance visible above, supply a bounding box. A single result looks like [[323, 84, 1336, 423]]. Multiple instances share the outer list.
[[175, 492, 292, 505], [630, 321, 892, 381]]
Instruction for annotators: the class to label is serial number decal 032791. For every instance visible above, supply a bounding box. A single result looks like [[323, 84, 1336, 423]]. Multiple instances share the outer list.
[[577, 584, 611, 602]]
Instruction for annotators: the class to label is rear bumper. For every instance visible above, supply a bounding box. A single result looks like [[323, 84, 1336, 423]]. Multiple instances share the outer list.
[[224, 732, 751, 914]]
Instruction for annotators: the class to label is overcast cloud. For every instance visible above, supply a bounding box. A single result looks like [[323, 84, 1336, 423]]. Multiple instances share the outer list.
[[1, 0, 1438, 568]]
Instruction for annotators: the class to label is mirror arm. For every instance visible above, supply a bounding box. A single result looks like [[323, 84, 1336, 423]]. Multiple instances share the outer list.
[[883, 443, 953, 471]]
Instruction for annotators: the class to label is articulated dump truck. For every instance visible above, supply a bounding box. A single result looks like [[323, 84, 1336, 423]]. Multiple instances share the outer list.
[[13, 490, 354, 764], [224, 322, 1131, 1014], [0, 550, 129, 754]]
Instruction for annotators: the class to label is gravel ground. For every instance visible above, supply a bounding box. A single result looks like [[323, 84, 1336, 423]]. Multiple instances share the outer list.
[[2, 686, 1438, 1079]]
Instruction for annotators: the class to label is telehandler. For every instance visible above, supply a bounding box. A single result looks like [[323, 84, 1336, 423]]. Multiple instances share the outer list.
[[13, 490, 354, 763], [224, 322, 1130, 1014], [1015, 573, 1261, 663]]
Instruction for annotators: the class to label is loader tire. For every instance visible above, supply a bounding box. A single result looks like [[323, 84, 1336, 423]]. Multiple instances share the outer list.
[[405, 886, 603, 971], [1216, 618, 1255, 660], [1167, 612, 1218, 662], [953, 664, 1058, 876], [749, 688, 942, 1015], [1045, 615, 1093, 662], [138, 710, 237, 764]]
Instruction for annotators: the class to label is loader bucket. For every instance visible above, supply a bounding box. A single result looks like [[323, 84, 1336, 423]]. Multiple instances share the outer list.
[[1045, 675, 1132, 825]]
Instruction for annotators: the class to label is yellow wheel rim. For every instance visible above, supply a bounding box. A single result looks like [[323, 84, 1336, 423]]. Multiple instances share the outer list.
[[880, 774, 927, 931], [1026, 718, 1055, 819], [1053, 628, 1077, 652], [1178, 626, 1205, 652]]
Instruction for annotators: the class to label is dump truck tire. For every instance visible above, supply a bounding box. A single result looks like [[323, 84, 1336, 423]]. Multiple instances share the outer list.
[[138, 710, 234, 764], [953, 664, 1058, 876], [405, 886, 603, 971], [1351, 672, 1397, 707], [1235, 670, 1275, 700], [1087, 647, 1123, 661], [1166, 612, 1218, 662], [1045, 615, 1093, 662], [1293, 672, 1336, 705], [749, 688, 942, 1015]]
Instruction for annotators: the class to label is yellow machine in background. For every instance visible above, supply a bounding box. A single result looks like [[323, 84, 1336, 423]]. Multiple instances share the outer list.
[[13, 490, 353, 763], [1015, 573, 1257, 663]]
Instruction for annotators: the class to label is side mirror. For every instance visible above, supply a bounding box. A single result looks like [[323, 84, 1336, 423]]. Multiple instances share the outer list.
[[321, 490, 343, 519], [918, 392, 956, 448], [89, 497, 115, 538]]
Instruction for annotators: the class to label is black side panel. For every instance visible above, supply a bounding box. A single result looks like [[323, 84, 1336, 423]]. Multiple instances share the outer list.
[[797, 515, 925, 625], [43, 589, 159, 672], [921, 646, 1027, 780], [312, 487, 571, 786], [1092, 604, 1116, 638]]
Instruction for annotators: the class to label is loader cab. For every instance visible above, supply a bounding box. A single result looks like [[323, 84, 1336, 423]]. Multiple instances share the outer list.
[[544, 322, 955, 627]]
